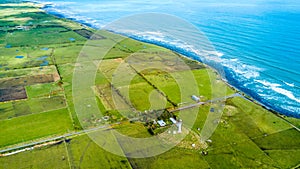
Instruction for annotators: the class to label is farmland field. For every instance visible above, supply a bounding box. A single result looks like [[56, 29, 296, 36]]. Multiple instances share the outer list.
[[0, 134, 132, 169], [0, 108, 72, 148]]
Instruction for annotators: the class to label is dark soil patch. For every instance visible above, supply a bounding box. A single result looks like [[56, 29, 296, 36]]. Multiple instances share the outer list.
[[0, 86, 27, 102], [0, 74, 59, 88], [74, 29, 106, 40]]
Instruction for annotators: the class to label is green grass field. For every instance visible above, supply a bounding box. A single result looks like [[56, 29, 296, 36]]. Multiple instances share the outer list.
[[120, 82, 172, 111], [25, 82, 63, 99], [0, 134, 132, 169], [5, 27, 86, 47], [66, 134, 131, 169], [0, 108, 73, 148], [53, 45, 84, 64], [129, 148, 210, 169], [0, 143, 70, 169]]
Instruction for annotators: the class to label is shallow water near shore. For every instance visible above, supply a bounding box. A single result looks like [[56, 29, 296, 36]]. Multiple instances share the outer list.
[[30, 0, 300, 117]]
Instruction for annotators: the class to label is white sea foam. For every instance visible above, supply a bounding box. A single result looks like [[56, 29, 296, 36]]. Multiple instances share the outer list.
[[203, 50, 224, 57], [257, 93, 269, 97], [140, 31, 165, 37], [223, 58, 255, 79], [223, 59, 261, 79], [284, 81, 295, 87], [255, 80, 300, 103], [255, 80, 281, 87], [51, 1, 76, 6], [281, 105, 300, 115], [272, 87, 300, 103]]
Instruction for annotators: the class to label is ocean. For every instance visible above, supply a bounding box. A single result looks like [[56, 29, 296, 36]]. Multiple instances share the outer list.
[[29, 0, 300, 117]]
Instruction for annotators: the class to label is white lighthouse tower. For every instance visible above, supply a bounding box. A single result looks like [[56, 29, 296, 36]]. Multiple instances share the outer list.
[[176, 119, 183, 133]]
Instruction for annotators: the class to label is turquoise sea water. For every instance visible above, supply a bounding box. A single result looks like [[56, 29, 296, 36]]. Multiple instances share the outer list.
[[29, 0, 300, 117]]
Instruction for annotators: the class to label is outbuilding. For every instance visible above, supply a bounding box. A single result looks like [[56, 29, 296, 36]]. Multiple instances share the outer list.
[[157, 120, 166, 127], [170, 117, 177, 124], [191, 95, 200, 102]]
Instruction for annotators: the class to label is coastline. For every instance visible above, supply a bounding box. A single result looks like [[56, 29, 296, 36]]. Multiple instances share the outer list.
[[26, 1, 299, 119], [106, 32, 297, 119]]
